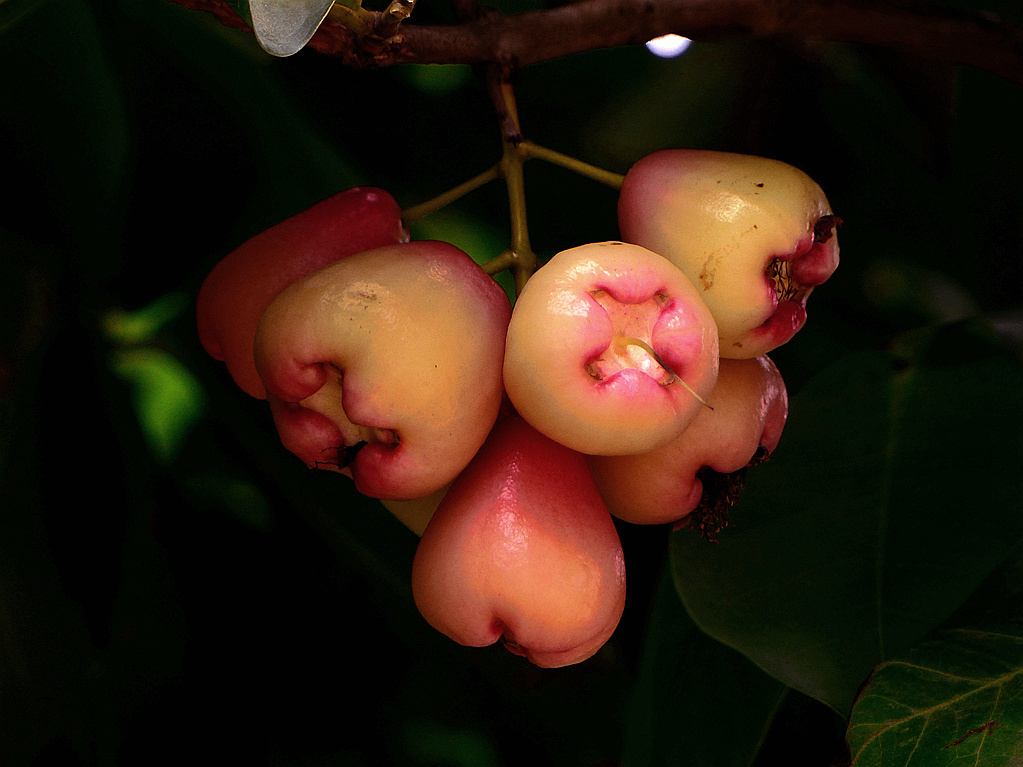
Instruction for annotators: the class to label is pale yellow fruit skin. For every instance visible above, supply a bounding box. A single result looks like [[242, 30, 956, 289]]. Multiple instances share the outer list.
[[619, 149, 839, 358], [253, 241, 510, 501], [503, 241, 719, 456], [587, 356, 788, 525]]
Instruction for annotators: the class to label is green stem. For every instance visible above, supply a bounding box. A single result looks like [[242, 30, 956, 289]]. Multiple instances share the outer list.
[[400, 65, 626, 296], [520, 141, 625, 189], [401, 164, 502, 226], [481, 249, 518, 276], [495, 76, 539, 294]]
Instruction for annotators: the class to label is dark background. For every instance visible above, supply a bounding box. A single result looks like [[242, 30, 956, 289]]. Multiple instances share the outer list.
[[2, 0, 1021, 764]]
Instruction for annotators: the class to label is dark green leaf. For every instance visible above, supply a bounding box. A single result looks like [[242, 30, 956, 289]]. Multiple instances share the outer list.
[[0, 0, 51, 33], [847, 541, 1023, 765], [1, 0, 129, 273], [624, 566, 787, 767], [672, 318, 1023, 716]]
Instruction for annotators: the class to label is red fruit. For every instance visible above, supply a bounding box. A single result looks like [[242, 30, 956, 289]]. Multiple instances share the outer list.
[[411, 414, 627, 668], [196, 187, 407, 399], [587, 356, 788, 526]]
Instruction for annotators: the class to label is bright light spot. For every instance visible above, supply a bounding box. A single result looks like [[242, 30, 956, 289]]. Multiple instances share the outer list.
[[710, 193, 752, 224], [646, 34, 692, 58]]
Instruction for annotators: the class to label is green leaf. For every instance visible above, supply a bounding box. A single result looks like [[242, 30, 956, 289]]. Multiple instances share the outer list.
[[1, 0, 130, 266], [102, 292, 191, 345], [671, 318, 1023, 716], [109, 347, 207, 465], [847, 542, 1023, 765], [624, 566, 787, 766], [182, 473, 274, 530]]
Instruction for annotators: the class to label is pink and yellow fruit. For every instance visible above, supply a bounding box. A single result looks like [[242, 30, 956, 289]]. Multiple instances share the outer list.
[[411, 414, 627, 668], [618, 149, 840, 358], [196, 187, 407, 398], [503, 241, 720, 456], [253, 240, 511, 501]]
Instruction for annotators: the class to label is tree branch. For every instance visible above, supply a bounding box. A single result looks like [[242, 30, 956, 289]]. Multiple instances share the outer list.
[[168, 0, 1023, 85]]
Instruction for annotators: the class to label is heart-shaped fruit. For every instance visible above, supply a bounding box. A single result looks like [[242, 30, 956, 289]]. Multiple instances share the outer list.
[[411, 414, 627, 668], [253, 240, 511, 501]]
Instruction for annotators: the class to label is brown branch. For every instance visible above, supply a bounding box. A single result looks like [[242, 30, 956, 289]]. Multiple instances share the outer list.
[[168, 0, 1023, 85]]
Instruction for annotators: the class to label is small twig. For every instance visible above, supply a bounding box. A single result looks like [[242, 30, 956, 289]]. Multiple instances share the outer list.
[[167, 0, 1023, 85], [520, 142, 625, 189], [401, 66, 628, 290], [487, 64, 524, 145], [401, 164, 502, 225], [374, 0, 418, 41]]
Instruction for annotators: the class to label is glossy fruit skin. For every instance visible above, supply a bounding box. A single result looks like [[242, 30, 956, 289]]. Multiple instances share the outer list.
[[253, 240, 511, 501], [196, 187, 407, 399], [587, 355, 788, 526], [618, 149, 840, 359], [503, 241, 720, 456], [411, 414, 627, 668]]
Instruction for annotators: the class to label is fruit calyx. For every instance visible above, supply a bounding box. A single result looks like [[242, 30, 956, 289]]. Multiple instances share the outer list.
[[677, 466, 746, 542], [584, 286, 714, 408], [765, 213, 842, 303], [679, 438, 777, 541], [814, 214, 843, 244], [316, 440, 368, 470]]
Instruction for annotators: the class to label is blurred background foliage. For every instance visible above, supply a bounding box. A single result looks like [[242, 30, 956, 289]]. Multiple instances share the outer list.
[[1, 0, 1021, 764]]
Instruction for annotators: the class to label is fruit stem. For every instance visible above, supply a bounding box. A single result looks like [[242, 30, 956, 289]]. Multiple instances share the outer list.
[[501, 134, 538, 293], [481, 249, 517, 277], [487, 68, 538, 293], [401, 63, 625, 295], [401, 164, 502, 225], [489, 64, 524, 145], [520, 141, 625, 189]]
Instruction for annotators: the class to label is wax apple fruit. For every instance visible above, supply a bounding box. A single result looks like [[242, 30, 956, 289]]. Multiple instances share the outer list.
[[618, 149, 840, 358], [503, 241, 719, 456], [196, 187, 406, 399], [253, 240, 511, 501], [587, 355, 788, 526], [411, 414, 627, 668]]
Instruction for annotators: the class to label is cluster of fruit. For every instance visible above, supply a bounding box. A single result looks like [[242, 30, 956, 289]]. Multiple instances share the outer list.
[[196, 149, 841, 668]]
